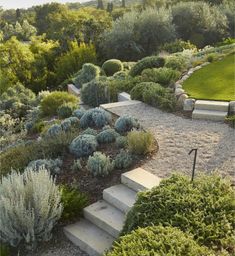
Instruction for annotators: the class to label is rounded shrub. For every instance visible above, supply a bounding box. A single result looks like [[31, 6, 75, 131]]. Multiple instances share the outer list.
[[57, 102, 77, 119], [40, 91, 78, 116], [115, 136, 128, 148], [130, 82, 156, 101], [73, 108, 86, 119], [102, 59, 123, 76], [86, 152, 114, 177], [127, 130, 155, 155], [80, 108, 111, 129], [69, 134, 98, 157], [81, 128, 98, 136], [129, 56, 165, 77], [97, 129, 119, 144], [114, 150, 132, 169], [106, 226, 215, 256], [122, 174, 235, 253], [165, 55, 187, 71], [46, 124, 63, 137], [114, 115, 140, 134], [160, 39, 197, 53]]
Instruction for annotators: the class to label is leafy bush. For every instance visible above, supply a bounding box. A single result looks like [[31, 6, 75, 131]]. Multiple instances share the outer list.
[[114, 115, 140, 134], [206, 53, 216, 62], [97, 129, 119, 144], [102, 59, 123, 76], [127, 131, 154, 155], [160, 39, 197, 53], [165, 54, 188, 71], [81, 128, 98, 136], [72, 63, 101, 88], [26, 158, 62, 175], [60, 117, 79, 132], [86, 152, 114, 177], [69, 134, 98, 158], [142, 67, 180, 87], [115, 136, 128, 148], [60, 185, 88, 221], [80, 77, 110, 107], [0, 168, 62, 248], [71, 159, 83, 172], [80, 108, 111, 129], [107, 226, 215, 256], [57, 102, 77, 119], [40, 91, 78, 116], [114, 150, 132, 169], [129, 56, 165, 77], [122, 174, 235, 253], [46, 124, 63, 137], [130, 82, 153, 101], [73, 108, 86, 119]]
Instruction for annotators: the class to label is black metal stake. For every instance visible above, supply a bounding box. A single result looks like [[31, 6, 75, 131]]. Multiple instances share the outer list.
[[188, 148, 198, 182]]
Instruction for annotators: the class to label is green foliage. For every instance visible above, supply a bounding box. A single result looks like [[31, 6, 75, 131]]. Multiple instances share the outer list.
[[141, 67, 180, 87], [114, 115, 140, 134], [165, 55, 188, 71], [86, 152, 114, 177], [46, 124, 63, 137], [69, 134, 98, 157], [160, 39, 197, 53], [73, 63, 101, 88], [40, 91, 78, 116], [102, 59, 123, 76], [129, 56, 165, 77], [73, 108, 86, 119], [0, 244, 10, 256], [115, 136, 128, 148], [80, 108, 111, 129], [114, 149, 132, 169], [81, 128, 98, 136], [71, 159, 83, 172], [57, 102, 77, 119], [80, 77, 111, 107], [127, 130, 154, 155], [122, 174, 235, 253], [60, 185, 88, 221], [130, 82, 154, 101], [60, 117, 79, 132], [97, 129, 119, 144], [206, 53, 216, 63], [55, 42, 97, 85]]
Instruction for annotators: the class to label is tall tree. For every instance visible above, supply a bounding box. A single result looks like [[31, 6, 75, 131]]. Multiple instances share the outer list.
[[122, 0, 126, 8], [97, 0, 104, 10]]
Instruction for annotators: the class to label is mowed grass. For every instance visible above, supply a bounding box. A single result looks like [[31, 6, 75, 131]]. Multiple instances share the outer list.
[[183, 53, 235, 101]]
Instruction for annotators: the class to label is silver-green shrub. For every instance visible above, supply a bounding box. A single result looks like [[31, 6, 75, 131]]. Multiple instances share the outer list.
[[57, 102, 77, 119], [46, 124, 62, 137], [114, 150, 132, 169], [87, 152, 114, 177], [97, 129, 119, 144], [81, 128, 98, 136], [26, 158, 63, 175], [0, 168, 62, 248], [69, 134, 98, 157], [73, 108, 86, 119], [80, 108, 112, 129], [114, 115, 140, 133], [115, 136, 128, 148], [61, 117, 79, 132]]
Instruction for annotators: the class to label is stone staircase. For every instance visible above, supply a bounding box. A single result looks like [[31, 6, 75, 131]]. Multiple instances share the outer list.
[[192, 100, 229, 121], [64, 168, 161, 256]]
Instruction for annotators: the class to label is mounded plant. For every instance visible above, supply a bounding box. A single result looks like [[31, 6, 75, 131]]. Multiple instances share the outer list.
[[114, 149, 133, 169], [102, 59, 123, 76], [127, 130, 155, 155], [81, 128, 98, 136], [69, 134, 98, 157], [106, 226, 215, 256], [122, 174, 235, 253], [0, 168, 62, 249], [115, 136, 128, 148], [165, 54, 188, 71], [57, 102, 77, 119], [114, 115, 139, 134], [73, 108, 86, 119], [130, 82, 156, 101], [97, 129, 119, 144], [87, 152, 114, 177], [40, 91, 78, 116], [46, 124, 63, 137]]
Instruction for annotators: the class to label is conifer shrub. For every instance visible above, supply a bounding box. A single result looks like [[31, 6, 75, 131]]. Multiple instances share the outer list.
[[0, 168, 62, 249], [57, 102, 77, 119], [97, 129, 119, 144], [114, 150, 132, 169], [46, 124, 63, 137], [80, 108, 111, 129], [86, 152, 114, 177], [130, 82, 156, 101], [69, 134, 98, 157], [73, 108, 86, 119], [122, 174, 235, 253], [102, 59, 123, 76], [60, 185, 88, 221], [81, 128, 98, 136], [106, 226, 215, 256], [127, 131, 155, 155], [40, 91, 78, 116], [129, 56, 165, 77], [114, 115, 139, 134]]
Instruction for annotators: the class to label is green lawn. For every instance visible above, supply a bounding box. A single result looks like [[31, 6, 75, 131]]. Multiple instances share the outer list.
[[183, 54, 235, 101]]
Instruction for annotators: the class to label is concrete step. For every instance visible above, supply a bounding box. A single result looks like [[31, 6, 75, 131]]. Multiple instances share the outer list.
[[83, 200, 125, 238], [121, 168, 161, 192], [103, 184, 137, 213], [64, 219, 114, 256], [100, 100, 141, 110], [192, 109, 227, 121], [194, 100, 229, 112]]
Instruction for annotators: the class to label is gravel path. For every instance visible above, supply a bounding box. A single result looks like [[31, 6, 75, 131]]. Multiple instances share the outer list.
[[110, 103, 235, 183]]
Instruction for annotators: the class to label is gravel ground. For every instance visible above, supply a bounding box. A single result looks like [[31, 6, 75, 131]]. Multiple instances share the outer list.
[[110, 103, 235, 183]]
